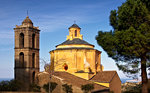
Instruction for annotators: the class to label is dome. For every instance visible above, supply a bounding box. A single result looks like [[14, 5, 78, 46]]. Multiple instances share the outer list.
[[56, 38, 94, 49], [22, 16, 33, 24], [57, 38, 93, 46]]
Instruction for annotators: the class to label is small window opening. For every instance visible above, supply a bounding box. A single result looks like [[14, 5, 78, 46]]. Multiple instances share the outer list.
[[32, 34, 35, 48], [75, 30, 77, 37]]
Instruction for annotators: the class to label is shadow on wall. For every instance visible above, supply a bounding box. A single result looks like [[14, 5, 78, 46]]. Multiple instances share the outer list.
[[15, 59, 36, 91]]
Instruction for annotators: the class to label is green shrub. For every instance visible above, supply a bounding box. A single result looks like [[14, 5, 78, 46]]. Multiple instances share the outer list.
[[122, 83, 142, 93], [0, 79, 22, 91], [43, 82, 57, 93], [62, 84, 73, 93], [81, 84, 94, 93]]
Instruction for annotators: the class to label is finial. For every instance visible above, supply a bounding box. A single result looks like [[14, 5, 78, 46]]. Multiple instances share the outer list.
[[27, 10, 29, 17], [74, 20, 76, 24]]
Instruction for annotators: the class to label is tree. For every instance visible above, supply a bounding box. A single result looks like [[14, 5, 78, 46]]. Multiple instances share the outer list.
[[0, 79, 22, 91], [81, 84, 94, 93], [43, 82, 57, 93], [62, 84, 73, 93], [122, 82, 142, 93], [96, 0, 150, 93]]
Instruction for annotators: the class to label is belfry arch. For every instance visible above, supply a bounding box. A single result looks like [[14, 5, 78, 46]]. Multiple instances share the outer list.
[[32, 34, 35, 48], [19, 33, 24, 48], [32, 53, 35, 68], [75, 30, 77, 37], [19, 52, 24, 67]]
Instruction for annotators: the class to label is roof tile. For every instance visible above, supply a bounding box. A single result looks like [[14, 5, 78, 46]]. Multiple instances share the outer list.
[[52, 71, 109, 91], [56, 38, 94, 47], [69, 24, 81, 29]]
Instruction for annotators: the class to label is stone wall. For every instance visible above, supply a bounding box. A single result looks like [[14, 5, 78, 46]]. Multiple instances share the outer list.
[[50, 48, 102, 80]]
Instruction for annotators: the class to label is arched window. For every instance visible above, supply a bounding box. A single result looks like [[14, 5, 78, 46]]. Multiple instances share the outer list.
[[75, 30, 77, 37], [32, 34, 35, 48], [32, 71, 35, 83], [19, 52, 24, 67], [32, 53, 35, 68], [19, 33, 24, 48]]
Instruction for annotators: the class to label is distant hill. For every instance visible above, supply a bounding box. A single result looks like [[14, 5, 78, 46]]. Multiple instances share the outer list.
[[120, 78, 132, 84], [0, 78, 12, 82]]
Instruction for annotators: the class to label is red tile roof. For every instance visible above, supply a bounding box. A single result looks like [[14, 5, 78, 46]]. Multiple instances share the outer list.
[[52, 71, 109, 91], [90, 71, 117, 83]]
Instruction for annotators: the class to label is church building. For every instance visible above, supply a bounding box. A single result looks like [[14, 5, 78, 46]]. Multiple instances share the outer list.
[[50, 24, 103, 80], [46, 24, 121, 93], [14, 16, 121, 93]]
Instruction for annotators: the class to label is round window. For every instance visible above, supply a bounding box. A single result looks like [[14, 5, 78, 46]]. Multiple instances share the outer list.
[[64, 65, 68, 71]]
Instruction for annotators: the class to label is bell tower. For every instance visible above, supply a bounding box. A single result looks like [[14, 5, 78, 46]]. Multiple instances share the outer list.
[[67, 24, 83, 40], [14, 16, 40, 90]]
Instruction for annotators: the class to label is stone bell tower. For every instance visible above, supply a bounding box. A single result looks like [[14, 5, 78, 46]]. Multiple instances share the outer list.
[[14, 16, 40, 90]]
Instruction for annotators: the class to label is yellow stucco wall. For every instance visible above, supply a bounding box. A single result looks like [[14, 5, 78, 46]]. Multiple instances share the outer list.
[[94, 82, 109, 88], [73, 73, 89, 80], [50, 49, 102, 80]]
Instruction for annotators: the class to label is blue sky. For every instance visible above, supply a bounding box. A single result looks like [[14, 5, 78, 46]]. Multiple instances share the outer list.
[[0, 0, 128, 79]]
